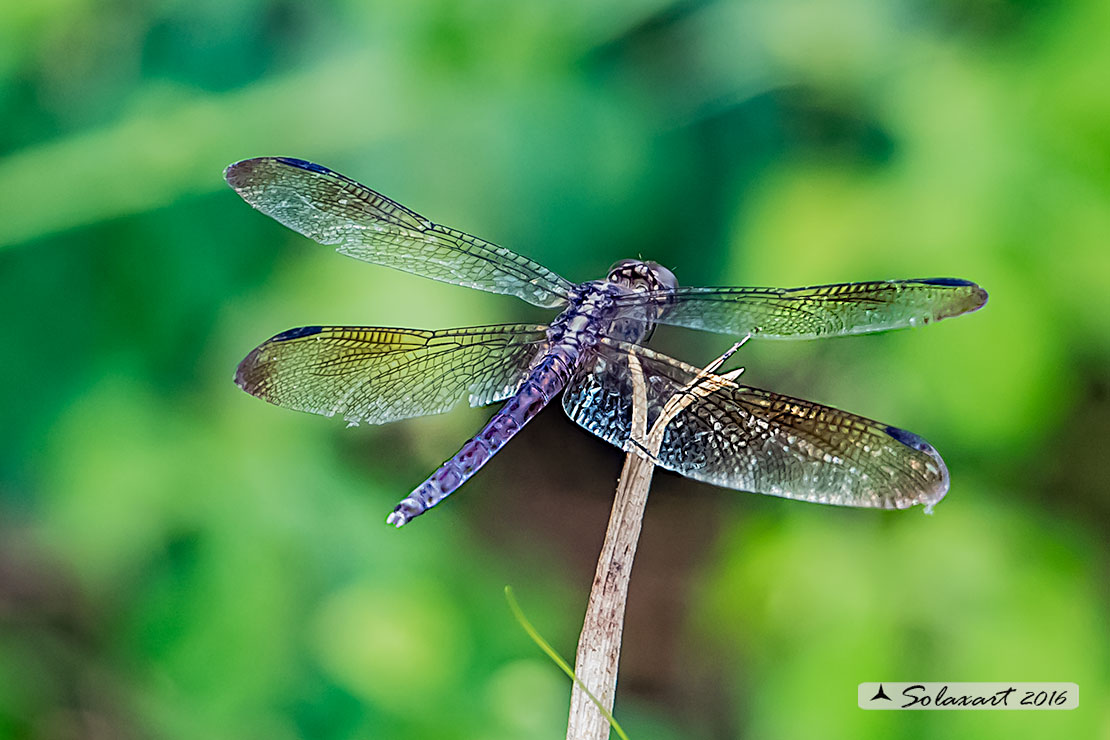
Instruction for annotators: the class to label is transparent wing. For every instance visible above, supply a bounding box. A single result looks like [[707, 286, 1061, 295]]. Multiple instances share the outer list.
[[562, 339, 948, 509], [610, 279, 988, 338], [236, 324, 550, 424], [225, 157, 574, 308]]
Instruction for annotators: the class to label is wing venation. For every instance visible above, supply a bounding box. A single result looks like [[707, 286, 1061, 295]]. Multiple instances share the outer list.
[[611, 279, 988, 338], [236, 324, 550, 424], [225, 157, 574, 307], [562, 339, 949, 509]]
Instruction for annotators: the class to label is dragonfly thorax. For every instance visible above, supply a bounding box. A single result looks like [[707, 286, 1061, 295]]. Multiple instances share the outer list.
[[607, 259, 678, 295]]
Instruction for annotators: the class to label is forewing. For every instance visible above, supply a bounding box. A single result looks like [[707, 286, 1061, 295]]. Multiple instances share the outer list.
[[562, 339, 948, 510], [225, 157, 574, 307], [236, 324, 550, 424], [611, 279, 987, 338]]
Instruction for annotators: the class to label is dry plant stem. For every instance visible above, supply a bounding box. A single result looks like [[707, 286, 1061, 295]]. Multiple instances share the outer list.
[[566, 340, 747, 740], [565, 441, 656, 739]]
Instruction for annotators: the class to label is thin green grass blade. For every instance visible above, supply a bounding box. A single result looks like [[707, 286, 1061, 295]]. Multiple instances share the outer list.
[[504, 586, 630, 740]]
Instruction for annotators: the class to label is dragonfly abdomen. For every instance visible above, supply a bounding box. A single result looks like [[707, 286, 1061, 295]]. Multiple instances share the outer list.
[[385, 346, 579, 527]]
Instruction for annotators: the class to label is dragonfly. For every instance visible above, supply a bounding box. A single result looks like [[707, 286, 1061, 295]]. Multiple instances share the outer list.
[[227, 157, 987, 528]]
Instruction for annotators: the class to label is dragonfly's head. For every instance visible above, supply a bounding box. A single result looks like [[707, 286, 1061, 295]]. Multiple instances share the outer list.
[[607, 259, 678, 295]]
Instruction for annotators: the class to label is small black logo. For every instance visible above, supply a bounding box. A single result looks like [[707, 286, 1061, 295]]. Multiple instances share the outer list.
[[871, 684, 892, 701]]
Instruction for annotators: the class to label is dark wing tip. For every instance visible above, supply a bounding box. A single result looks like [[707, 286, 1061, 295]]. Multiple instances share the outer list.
[[224, 157, 265, 188], [271, 325, 324, 341], [970, 283, 988, 310], [224, 157, 333, 189], [883, 425, 950, 511], [909, 278, 989, 319], [273, 157, 333, 174], [952, 281, 989, 317], [234, 326, 322, 397], [234, 345, 263, 395], [910, 277, 975, 287], [884, 424, 933, 453]]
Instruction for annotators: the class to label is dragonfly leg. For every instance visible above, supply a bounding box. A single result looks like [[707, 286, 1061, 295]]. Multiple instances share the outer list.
[[643, 341, 750, 456], [702, 334, 751, 375], [626, 436, 658, 463]]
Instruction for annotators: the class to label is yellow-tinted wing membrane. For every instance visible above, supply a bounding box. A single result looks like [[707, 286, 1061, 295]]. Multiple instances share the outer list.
[[236, 324, 550, 424]]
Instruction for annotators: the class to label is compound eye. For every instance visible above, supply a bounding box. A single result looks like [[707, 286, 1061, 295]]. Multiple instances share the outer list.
[[645, 262, 678, 292], [606, 259, 641, 282]]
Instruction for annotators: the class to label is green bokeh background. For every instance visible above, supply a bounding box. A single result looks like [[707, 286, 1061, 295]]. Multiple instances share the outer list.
[[2, 1, 1108, 738]]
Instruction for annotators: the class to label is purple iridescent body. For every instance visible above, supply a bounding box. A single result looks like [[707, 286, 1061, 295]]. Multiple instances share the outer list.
[[227, 157, 988, 527], [391, 269, 668, 525]]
